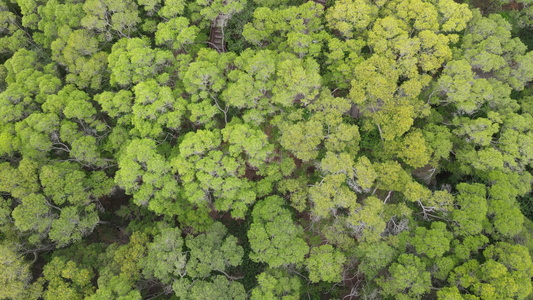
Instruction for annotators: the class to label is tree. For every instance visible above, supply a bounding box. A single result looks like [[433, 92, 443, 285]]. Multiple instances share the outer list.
[[347, 196, 386, 242], [309, 90, 361, 155], [155, 17, 199, 51], [497, 113, 533, 172], [139, 225, 186, 284], [184, 222, 243, 278], [178, 49, 235, 126], [33, 0, 85, 47], [49, 27, 108, 89], [272, 55, 321, 105], [353, 156, 377, 191], [306, 245, 346, 283], [251, 269, 301, 300], [2, 159, 112, 247], [86, 275, 142, 300], [136, 0, 186, 19], [356, 241, 396, 279], [398, 129, 432, 168], [248, 196, 309, 267], [461, 11, 533, 90], [452, 183, 488, 236], [40, 84, 110, 166], [189, 0, 246, 28], [487, 178, 526, 238], [309, 152, 359, 219], [173, 275, 246, 300], [0, 123, 21, 156], [94, 90, 134, 129], [436, 286, 463, 300], [107, 37, 173, 87], [274, 93, 358, 163], [115, 138, 180, 215], [14, 112, 59, 158], [411, 222, 453, 258], [160, 0, 187, 19], [131, 80, 187, 138], [378, 254, 432, 299], [323, 37, 365, 89], [349, 55, 423, 140], [278, 118, 323, 162], [373, 160, 412, 192], [242, 2, 328, 57], [138, 221, 245, 299], [436, 60, 492, 114], [448, 242, 533, 299], [325, 0, 378, 38], [0, 2, 29, 55], [221, 121, 274, 168], [222, 49, 278, 125], [172, 128, 257, 218], [1, 49, 61, 127], [437, 0, 472, 32], [452, 234, 489, 261], [0, 244, 32, 300], [36, 257, 95, 300], [482, 242, 533, 299], [81, 0, 141, 38], [423, 123, 453, 165], [390, 0, 439, 32], [97, 231, 149, 283], [453, 117, 500, 147]]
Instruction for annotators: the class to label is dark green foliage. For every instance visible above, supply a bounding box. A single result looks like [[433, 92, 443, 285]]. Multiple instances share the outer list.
[[518, 193, 533, 220]]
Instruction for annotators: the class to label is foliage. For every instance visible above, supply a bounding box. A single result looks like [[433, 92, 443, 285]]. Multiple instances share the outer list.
[[1, 0, 533, 299], [248, 196, 309, 267], [306, 245, 346, 283], [0, 244, 32, 299]]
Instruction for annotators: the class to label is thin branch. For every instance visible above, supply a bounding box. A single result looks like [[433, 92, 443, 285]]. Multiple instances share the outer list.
[[44, 198, 62, 211], [290, 269, 311, 284], [376, 123, 385, 142], [210, 94, 228, 125], [215, 269, 243, 281], [383, 191, 393, 204], [427, 90, 438, 105], [31, 252, 38, 264]]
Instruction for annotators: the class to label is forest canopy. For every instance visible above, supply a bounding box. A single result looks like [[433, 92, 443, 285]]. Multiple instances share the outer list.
[[2, 0, 533, 299]]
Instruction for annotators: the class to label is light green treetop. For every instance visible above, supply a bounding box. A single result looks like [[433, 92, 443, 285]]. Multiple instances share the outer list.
[[108, 37, 173, 87], [248, 196, 309, 267], [306, 245, 346, 283], [250, 269, 301, 300]]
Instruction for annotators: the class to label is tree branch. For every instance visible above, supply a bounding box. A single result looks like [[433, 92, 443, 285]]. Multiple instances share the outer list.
[[215, 269, 243, 281]]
